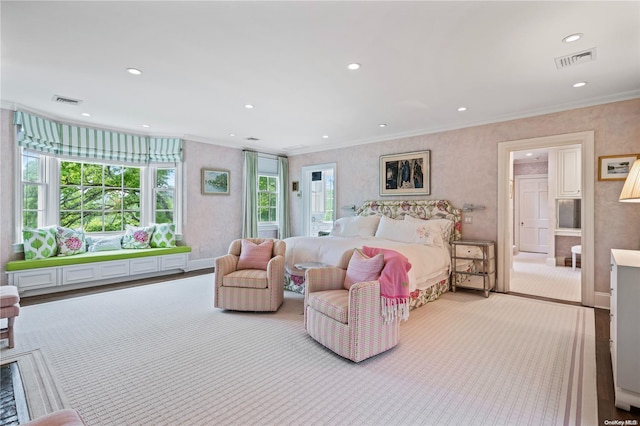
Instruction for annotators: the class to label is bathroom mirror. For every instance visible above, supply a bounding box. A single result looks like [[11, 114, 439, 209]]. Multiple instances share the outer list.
[[557, 199, 581, 229]]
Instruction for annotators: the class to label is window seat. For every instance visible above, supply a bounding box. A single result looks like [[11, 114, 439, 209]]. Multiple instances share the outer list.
[[6, 246, 192, 296]]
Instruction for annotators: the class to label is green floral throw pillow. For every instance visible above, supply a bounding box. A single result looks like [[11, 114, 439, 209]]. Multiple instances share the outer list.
[[55, 226, 87, 256], [22, 227, 58, 260], [122, 225, 155, 249], [150, 223, 176, 248]]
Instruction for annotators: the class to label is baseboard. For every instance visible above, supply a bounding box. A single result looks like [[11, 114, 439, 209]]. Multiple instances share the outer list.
[[188, 258, 215, 272], [594, 291, 610, 310]]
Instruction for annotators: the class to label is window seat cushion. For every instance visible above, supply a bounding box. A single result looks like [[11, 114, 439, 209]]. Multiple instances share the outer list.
[[6, 246, 191, 271]]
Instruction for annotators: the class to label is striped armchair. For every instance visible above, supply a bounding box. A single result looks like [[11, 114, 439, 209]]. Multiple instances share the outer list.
[[215, 238, 286, 312], [304, 266, 400, 362]]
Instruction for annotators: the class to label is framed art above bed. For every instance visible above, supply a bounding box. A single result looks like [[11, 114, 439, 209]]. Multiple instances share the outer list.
[[380, 150, 430, 196]]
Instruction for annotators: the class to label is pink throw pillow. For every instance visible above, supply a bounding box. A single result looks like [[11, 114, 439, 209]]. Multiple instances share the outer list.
[[237, 240, 274, 270], [344, 249, 384, 289]]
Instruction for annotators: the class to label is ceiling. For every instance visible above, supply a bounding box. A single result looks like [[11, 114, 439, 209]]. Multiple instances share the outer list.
[[2, 1, 639, 156]]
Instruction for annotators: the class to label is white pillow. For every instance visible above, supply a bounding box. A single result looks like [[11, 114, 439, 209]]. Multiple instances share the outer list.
[[404, 216, 453, 244], [88, 235, 123, 252], [330, 215, 381, 237], [375, 215, 441, 246]]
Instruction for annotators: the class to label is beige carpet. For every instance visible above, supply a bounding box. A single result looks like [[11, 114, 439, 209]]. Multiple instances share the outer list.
[[1, 274, 596, 425], [511, 252, 582, 302]]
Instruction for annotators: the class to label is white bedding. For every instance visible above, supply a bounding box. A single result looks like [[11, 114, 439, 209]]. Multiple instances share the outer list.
[[284, 236, 451, 292]]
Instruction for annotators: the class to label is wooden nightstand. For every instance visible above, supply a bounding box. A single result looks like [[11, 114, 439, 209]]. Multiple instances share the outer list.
[[451, 240, 496, 297]]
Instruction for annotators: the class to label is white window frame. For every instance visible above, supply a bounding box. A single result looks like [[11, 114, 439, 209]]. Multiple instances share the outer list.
[[257, 173, 279, 232], [14, 145, 182, 246]]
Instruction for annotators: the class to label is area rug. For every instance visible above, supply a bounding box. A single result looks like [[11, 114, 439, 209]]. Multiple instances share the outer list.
[[1, 274, 597, 425], [0, 349, 69, 423]]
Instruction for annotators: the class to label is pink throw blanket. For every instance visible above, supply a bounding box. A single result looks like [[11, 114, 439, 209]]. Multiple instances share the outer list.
[[362, 246, 412, 323]]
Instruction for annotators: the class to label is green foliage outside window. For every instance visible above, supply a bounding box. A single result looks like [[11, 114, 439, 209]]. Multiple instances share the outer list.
[[258, 175, 277, 223], [60, 161, 142, 232]]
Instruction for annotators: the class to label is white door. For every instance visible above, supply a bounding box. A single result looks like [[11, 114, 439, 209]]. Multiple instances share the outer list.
[[518, 177, 549, 253], [301, 163, 336, 237]]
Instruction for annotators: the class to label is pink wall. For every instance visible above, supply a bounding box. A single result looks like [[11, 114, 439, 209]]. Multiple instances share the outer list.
[[289, 99, 640, 293], [1, 99, 639, 294]]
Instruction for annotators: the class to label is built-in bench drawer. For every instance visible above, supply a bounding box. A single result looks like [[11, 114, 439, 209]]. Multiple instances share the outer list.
[[160, 254, 188, 271], [10, 268, 58, 292], [130, 257, 159, 275]]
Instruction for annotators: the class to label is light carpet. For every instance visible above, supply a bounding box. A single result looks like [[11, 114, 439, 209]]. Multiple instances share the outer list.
[[511, 252, 582, 302], [1, 274, 596, 425]]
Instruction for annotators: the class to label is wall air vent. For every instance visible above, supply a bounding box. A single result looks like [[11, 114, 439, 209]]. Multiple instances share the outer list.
[[245, 137, 260, 141], [554, 48, 597, 69], [51, 95, 83, 105]]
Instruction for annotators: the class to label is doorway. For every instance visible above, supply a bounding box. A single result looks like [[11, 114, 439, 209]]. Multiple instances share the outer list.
[[497, 131, 594, 306], [300, 163, 336, 237]]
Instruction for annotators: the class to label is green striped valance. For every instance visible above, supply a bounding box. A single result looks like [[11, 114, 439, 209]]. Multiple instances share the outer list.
[[14, 111, 182, 163]]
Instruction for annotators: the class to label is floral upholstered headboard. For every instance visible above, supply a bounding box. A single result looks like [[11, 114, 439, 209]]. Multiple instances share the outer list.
[[355, 200, 462, 243]]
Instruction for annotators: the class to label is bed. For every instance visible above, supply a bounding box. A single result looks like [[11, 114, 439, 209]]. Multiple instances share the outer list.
[[285, 199, 471, 309]]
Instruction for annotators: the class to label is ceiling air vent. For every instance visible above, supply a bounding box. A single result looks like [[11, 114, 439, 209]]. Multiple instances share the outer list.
[[51, 95, 83, 106], [555, 48, 597, 69], [245, 137, 260, 141]]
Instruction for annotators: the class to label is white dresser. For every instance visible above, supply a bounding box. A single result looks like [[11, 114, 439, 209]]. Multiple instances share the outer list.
[[610, 249, 640, 411]]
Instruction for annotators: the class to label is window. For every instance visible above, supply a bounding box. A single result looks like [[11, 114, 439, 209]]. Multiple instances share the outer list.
[[16, 149, 180, 240], [59, 160, 142, 232], [154, 168, 176, 224], [21, 151, 47, 229], [258, 175, 278, 223]]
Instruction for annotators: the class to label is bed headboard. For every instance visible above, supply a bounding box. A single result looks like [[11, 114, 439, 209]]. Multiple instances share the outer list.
[[355, 200, 462, 243]]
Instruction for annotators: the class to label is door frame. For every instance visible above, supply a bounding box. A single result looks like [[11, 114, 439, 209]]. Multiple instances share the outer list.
[[497, 131, 594, 306]]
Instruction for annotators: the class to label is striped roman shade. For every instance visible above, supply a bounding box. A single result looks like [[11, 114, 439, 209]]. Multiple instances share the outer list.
[[14, 111, 182, 164], [60, 124, 149, 163], [14, 111, 62, 154]]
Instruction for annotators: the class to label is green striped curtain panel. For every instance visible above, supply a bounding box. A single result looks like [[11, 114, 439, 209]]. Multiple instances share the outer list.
[[14, 111, 62, 154], [14, 111, 182, 164]]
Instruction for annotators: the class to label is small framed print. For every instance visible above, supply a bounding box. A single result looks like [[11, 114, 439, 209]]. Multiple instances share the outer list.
[[598, 154, 640, 181], [202, 168, 230, 195]]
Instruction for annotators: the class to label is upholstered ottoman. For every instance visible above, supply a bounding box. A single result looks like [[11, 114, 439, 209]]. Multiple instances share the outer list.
[[0, 285, 20, 348]]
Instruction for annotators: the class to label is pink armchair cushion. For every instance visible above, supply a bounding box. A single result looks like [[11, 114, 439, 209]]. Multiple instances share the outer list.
[[237, 239, 274, 270], [307, 289, 349, 324], [223, 270, 268, 289], [343, 249, 384, 289]]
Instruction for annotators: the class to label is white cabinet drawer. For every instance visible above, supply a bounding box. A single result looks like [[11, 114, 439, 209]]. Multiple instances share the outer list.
[[99, 260, 129, 279], [160, 254, 187, 271], [130, 257, 159, 274], [62, 263, 100, 285], [11, 269, 58, 291]]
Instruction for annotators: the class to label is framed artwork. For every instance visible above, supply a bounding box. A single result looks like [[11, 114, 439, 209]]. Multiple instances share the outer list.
[[202, 168, 230, 195], [598, 154, 640, 181], [380, 150, 430, 196]]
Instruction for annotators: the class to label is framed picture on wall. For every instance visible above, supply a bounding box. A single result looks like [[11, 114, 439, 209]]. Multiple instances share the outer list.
[[380, 150, 430, 196], [598, 154, 640, 181], [202, 168, 230, 195]]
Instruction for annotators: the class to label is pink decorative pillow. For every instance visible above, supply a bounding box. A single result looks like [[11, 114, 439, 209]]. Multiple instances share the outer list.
[[344, 249, 384, 289], [237, 240, 274, 270]]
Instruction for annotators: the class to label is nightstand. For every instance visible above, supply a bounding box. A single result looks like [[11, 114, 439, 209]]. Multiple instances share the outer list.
[[451, 240, 496, 297]]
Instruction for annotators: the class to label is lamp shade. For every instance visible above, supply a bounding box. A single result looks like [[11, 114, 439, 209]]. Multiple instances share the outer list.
[[619, 159, 640, 202]]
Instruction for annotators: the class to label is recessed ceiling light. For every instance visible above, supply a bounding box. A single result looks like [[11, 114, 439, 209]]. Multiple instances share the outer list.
[[347, 63, 361, 70], [457, 107, 467, 112], [142, 124, 150, 128], [378, 123, 387, 128], [563, 33, 583, 43], [322, 135, 329, 139], [244, 104, 254, 109], [526, 153, 533, 157], [572, 81, 588, 88], [81, 112, 91, 117], [229, 133, 236, 137], [127, 68, 142, 75]]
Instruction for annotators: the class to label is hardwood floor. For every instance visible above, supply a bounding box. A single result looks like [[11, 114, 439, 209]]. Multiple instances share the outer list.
[[19, 276, 640, 425]]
